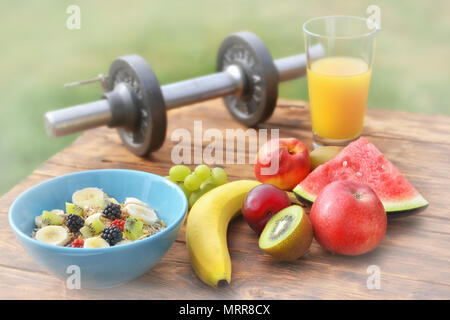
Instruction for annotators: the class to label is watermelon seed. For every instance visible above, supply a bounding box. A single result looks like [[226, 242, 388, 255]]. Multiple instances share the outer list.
[[343, 161, 348, 167]]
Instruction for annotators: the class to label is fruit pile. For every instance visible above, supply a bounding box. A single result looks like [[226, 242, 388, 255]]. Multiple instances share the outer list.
[[251, 137, 427, 257], [33, 188, 165, 248], [294, 137, 429, 213], [166, 165, 228, 208], [242, 184, 313, 261], [184, 136, 429, 288]]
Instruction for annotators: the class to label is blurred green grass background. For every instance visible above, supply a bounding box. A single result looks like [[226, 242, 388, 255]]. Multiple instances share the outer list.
[[1, 0, 449, 196]]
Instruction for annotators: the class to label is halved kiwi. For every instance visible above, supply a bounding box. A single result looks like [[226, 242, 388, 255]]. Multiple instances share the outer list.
[[124, 217, 144, 240], [66, 202, 84, 216], [258, 205, 313, 261], [80, 217, 105, 238], [40, 210, 64, 226]]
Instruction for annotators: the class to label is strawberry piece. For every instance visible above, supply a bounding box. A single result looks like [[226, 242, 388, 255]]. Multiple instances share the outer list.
[[70, 238, 84, 248], [110, 219, 125, 232]]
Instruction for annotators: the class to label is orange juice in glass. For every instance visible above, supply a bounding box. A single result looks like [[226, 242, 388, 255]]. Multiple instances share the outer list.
[[303, 16, 377, 147]]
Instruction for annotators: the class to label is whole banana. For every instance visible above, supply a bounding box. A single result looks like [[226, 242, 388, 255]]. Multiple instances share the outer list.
[[186, 180, 260, 288]]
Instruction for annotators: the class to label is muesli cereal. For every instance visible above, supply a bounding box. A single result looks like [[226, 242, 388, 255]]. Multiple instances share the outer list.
[[33, 187, 165, 248]]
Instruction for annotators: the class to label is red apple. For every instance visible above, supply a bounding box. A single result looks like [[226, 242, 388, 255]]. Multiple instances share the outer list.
[[254, 138, 310, 191], [310, 180, 387, 256], [242, 184, 291, 235]]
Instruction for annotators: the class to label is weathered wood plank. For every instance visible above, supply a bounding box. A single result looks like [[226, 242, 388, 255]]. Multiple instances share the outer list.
[[1, 241, 449, 300], [1, 98, 449, 299]]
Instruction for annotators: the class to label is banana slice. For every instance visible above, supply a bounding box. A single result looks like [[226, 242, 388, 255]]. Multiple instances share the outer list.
[[85, 212, 102, 225], [124, 197, 149, 208], [125, 204, 158, 225], [35, 226, 69, 246], [116, 239, 132, 246], [35, 216, 44, 228], [35, 216, 42, 227], [84, 237, 110, 248], [107, 197, 120, 205], [72, 187, 106, 209], [36, 209, 67, 227], [51, 209, 65, 216]]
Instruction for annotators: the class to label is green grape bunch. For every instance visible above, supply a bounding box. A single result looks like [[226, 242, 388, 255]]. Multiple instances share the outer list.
[[166, 165, 228, 209]]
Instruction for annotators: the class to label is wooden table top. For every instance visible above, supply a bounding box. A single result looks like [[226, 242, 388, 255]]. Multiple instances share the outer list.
[[1, 99, 449, 299]]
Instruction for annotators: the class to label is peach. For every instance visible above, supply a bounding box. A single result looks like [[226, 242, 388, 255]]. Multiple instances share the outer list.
[[254, 138, 310, 191]]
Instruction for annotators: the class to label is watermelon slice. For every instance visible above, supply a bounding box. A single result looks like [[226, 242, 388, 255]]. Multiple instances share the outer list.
[[294, 137, 428, 214]]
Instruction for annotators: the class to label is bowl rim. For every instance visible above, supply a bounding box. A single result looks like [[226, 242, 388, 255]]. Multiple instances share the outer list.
[[8, 169, 188, 252]]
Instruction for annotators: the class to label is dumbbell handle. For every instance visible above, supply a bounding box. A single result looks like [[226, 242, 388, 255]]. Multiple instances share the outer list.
[[275, 53, 311, 82], [45, 46, 322, 137], [163, 65, 244, 110], [163, 50, 318, 109], [45, 67, 244, 136], [45, 100, 111, 137]]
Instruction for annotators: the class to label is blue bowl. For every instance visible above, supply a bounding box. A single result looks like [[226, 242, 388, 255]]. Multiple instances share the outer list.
[[8, 169, 188, 289]]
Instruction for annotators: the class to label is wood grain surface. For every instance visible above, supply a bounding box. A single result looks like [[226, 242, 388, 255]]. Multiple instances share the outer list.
[[1, 99, 449, 299]]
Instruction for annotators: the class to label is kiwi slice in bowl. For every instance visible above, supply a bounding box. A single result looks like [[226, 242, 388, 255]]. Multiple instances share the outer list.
[[80, 217, 105, 238], [258, 205, 313, 261], [66, 202, 84, 216], [36, 210, 64, 227], [124, 217, 144, 240]]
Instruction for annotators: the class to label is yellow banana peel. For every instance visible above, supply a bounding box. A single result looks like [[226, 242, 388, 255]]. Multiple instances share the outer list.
[[186, 180, 260, 288]]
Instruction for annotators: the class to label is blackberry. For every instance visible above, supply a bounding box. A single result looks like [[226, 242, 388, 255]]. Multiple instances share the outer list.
[[65, 214, 85, 232], [103, 202, 121, 220], [101, 225, 123, 245]]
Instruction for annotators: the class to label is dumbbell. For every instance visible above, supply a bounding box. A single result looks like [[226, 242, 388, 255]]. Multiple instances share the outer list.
[[44, 31, 323, 156]]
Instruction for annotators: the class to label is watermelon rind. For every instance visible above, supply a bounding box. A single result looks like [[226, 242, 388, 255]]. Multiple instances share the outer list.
[[381, 195, 428, 213], [293, 185, 428, 212], [293, 185, 316, 203], [293, 136, 430, 217], [293, 176, 429, 215]]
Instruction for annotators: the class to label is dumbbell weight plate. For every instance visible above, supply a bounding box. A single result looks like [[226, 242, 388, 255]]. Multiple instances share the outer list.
[[107, 55, 167, 156], [217, 31, 279, 127]]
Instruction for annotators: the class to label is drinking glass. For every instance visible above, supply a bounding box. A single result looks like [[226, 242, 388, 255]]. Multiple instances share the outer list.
[[303, 15, 378, 148]]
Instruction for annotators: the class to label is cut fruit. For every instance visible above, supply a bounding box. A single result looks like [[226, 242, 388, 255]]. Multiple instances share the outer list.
[[80, 217, 105, 238], [124, 217, 144, 240], [39, 210, 64, 226], [125, 204, 158, 225], [107, 197, 119, 205], [84, 237, 110, 248], [35, 216, 44, 228], [51, 209, 65, 216], [116, 239, 132, 246], [258, 205, 313, 261], [124, 197, 149, 208], [294, 137, 429, 214], [72, 187, 106, 209], [66, 202, 84, 216], [85, 212, 102, 225], [35, 226, 69, 246]]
